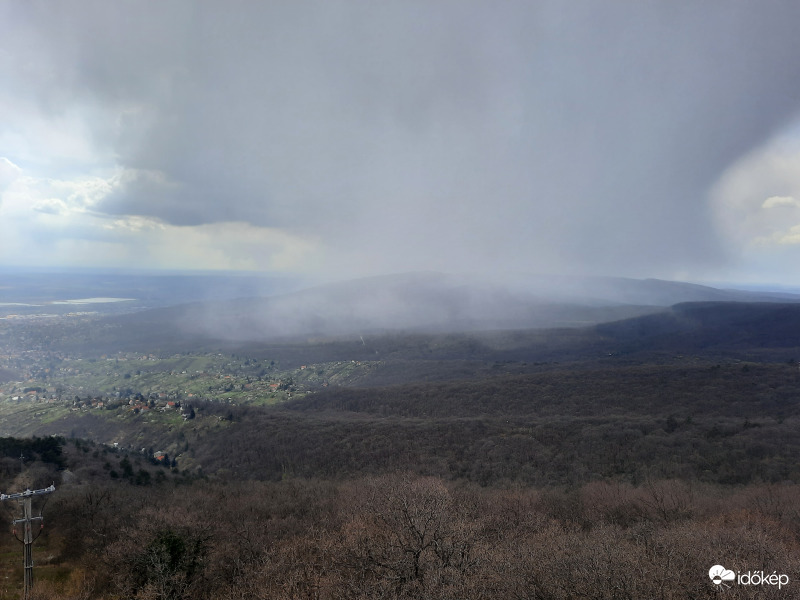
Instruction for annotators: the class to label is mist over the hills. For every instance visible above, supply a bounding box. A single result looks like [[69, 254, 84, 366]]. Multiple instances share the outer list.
[[169, 273, 800, 343]]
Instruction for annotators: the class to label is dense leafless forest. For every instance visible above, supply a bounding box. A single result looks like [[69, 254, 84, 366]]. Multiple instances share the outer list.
[[6, 465, 800, 599]]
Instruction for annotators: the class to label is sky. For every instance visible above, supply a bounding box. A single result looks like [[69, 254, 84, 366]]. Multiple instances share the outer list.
[[4, 1, 800, 286]]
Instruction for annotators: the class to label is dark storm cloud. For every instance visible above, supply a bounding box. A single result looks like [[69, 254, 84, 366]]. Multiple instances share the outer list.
[[8, 1, 800, 277]]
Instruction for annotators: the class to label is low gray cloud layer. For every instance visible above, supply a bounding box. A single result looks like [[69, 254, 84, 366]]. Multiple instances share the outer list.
[[5, 1, 800, 281]]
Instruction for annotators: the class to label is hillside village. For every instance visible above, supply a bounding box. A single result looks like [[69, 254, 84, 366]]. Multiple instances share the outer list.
[[0, 352, 296, 406], [0, 349, 382, 405], [0, 348, 384, 476]]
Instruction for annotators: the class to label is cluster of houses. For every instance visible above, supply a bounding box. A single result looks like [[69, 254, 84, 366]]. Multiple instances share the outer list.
[[0, 388, 198, 421]]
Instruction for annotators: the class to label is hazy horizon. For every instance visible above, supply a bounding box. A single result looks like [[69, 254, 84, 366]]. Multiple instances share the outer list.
[[2, 264, 800, 297], [5, 2, 800, 286]]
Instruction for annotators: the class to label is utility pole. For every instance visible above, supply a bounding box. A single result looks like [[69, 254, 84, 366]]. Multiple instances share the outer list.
[[1, 484, 55, 599]]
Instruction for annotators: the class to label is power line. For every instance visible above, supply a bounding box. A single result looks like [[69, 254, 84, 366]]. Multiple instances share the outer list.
[[1, 484, 55, 599]]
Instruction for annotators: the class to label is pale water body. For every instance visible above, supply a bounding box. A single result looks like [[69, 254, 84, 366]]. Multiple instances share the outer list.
[[0, 298, 135, 306], [50, 298, 135, 304]]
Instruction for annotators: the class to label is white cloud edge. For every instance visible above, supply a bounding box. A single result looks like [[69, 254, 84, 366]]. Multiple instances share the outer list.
[[0, 164, 322, 272], [762, 195, 800, 209]]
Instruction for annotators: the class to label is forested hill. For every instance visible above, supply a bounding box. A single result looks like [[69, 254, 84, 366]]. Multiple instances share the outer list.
[[43, 273, 797, 353], [88, 300, 800, 366], [596, 301, 800, 357]]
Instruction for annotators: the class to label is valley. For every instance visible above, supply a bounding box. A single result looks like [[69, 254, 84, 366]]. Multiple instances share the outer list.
[[0, 273, 799, 598]]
